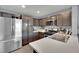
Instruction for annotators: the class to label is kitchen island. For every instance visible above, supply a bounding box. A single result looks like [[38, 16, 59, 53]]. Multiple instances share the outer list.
[[29, 35, 79, 53]]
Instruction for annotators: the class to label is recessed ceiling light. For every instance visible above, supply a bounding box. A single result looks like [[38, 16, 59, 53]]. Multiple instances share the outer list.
[[22, 5, 26, 8], [37, 10, 40, 14]]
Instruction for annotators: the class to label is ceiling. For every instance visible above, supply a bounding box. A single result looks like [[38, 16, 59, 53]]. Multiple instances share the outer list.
[[0, 5, 72, 19]]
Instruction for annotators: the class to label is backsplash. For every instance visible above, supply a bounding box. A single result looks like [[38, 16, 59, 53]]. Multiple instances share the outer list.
[[33, 26, 72, 32]]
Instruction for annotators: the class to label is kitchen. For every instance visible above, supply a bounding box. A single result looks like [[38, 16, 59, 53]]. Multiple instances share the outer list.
[[0, 5, 79, 53]]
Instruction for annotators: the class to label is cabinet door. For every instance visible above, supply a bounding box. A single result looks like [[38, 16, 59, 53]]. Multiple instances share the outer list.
[[39, 19, 46, 26], [33, 19, 36, 26], [62, 12, 71, 26], [57, 14, 63, 26], [39, 19, 43, 26], [33, 19, 39, 26]]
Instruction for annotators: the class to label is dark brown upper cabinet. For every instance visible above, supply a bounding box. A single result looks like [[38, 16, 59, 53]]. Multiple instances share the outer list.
[[55, 11, 71, 26], [62, 11, 71, 26], [33, 11, 71, 26], [57, 14, 63, 26]]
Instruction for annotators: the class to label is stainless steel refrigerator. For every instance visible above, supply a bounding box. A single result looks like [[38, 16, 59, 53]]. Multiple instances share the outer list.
[[0, 17, 22, 53], [22, 17, 34, 45]]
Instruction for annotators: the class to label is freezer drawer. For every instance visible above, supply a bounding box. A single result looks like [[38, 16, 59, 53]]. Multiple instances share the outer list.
[[0, 39, 22, 53], [0, 39, 15, 53]]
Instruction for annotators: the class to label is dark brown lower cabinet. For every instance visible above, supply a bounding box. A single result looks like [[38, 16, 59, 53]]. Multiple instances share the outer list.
[[22, 37, 28, 46], [22, 32, 44, 46]]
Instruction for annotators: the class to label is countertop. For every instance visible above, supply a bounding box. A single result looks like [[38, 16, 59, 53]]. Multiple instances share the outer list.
[[33, 29, 46, 33], [29, 35, 79, 53]]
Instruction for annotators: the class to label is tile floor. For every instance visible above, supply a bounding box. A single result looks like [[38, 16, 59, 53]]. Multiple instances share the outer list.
[[12, 45, 33, 53]]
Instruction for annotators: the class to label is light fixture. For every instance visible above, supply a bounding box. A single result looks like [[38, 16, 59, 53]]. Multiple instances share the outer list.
[[51, 17, 55, 19], [22, 5, 26, 8], [37, 10, 40, 14]]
